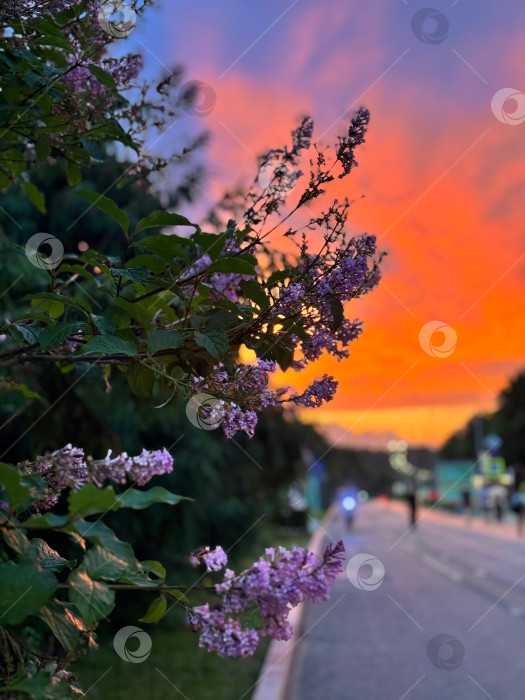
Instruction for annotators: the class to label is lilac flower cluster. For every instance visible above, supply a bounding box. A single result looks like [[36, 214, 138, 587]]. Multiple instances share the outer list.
[[63, 54, 143, 101], [291, 375, 338, 408], [276, 233, 380, 370], [189, 605, 259, 658], [181, 240, 254, 303], [192, 359, 341, 438], [189, 540, 345, 657], [192, 361, 287, 438], [91, 447, 174, 487], [0, 0, 75, 22], [194, 546, 228, 573], [27, 444, 174, 511]]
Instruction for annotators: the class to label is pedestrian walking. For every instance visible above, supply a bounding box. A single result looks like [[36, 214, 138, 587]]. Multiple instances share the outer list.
[[462, 485, 472, 522], [406, 482, 417, 528], [511, 482, 525, 536]]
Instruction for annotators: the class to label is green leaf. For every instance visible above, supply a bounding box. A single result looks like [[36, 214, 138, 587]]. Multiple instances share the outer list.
[[0, 379, 44, 403], [139, 595, 167, 623], [166, 588, 189, 604], [69, 570, 115, 626], [135, 210, 197, 234], [1, 526, 31, 556], [66, 159, 82, 186], [8, 670, 72, 699], [29, 292, 92, 316], [126, 361, 155, 397], [207, 257, 257, 275], [84, 546, 130, 581], [68, 483, 120, 518], [133, 233, 194, 263], [91, 314, 117, 335], [74, 520, 138, 569], [33, 33, 75, 52], [88, 64, 117, 88], [23, 181, 46, 213], [80, 137, 106, 161], [147, 329, 184, 355], [38, 600, 87, 652], [266, 269, 292, 287], [38, 322, 80, 352], [117, 487, 186, 510], [194, 329, 229, 359], [141, 560, 166, 581], [31, 538, 73, 572], [111, 266, 150, 284], [75, 189, 129, 234], [0, 560, 57, 625], [0, 462, 30, 510], [83, 335, 138, 356], [192, 231, 228, 261], [241, 279, 270, 309], [126, 254, 166, 274], [23, 513, 70, 529]]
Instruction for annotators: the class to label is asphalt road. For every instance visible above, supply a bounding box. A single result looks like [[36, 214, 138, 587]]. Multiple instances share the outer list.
[[286, 501, 525, 700]]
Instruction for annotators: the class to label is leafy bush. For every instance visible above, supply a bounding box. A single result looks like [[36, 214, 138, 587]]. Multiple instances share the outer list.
[[0, 1, 382, 696]]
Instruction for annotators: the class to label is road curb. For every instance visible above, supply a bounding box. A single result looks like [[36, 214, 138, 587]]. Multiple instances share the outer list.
[[252, 504, 338, 700]]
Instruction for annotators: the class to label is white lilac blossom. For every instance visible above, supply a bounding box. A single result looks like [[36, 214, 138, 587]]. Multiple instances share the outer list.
[[189, 540, 345, 656], [27, 444, 174, 510]]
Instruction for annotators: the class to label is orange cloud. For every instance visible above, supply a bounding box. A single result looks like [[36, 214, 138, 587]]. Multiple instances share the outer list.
[[163, 3, 525, 447]]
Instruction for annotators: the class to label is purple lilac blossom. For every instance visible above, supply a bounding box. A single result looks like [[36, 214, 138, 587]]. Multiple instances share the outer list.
[[201, 546, 228, 573], [189, 605, 259, 658], [189, 540, 345, 657], [27, 445, 174, 511]]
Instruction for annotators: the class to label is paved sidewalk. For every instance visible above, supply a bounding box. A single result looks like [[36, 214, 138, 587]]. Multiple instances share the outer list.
[[286, 500, 525, 700]]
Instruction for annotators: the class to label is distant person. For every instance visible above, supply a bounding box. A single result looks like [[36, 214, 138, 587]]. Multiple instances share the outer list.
[[480, 486, 491, 522], [406, 483, 417, 528], [512, 482, 525, 536], [462, 486, 472, 522]]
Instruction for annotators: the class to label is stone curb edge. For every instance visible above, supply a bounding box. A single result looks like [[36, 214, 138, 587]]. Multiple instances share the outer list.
[[251, 503, 338, 700]]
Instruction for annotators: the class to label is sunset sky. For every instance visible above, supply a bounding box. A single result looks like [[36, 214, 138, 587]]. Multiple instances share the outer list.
[[131, 0, 525, 448]]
